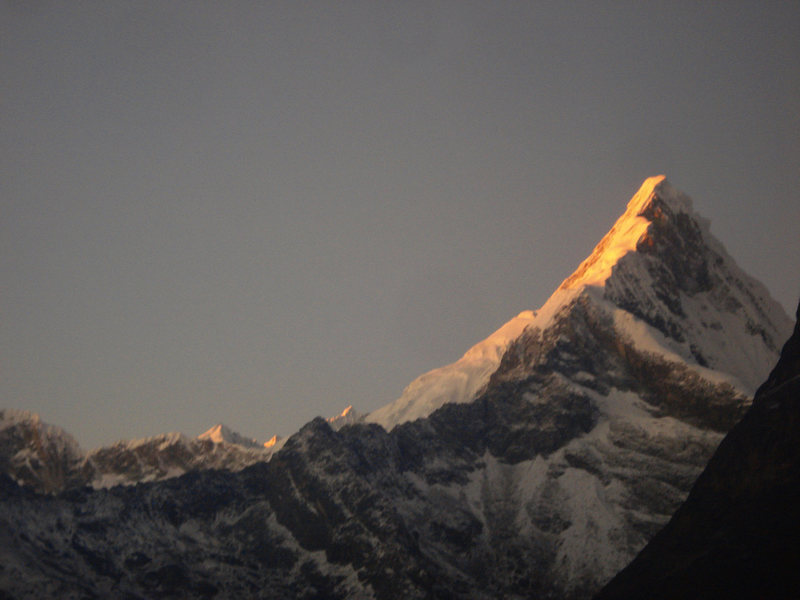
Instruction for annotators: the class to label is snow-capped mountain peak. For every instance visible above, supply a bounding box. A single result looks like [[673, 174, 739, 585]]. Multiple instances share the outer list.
[[197, 423, 261, 448], [0, 176, 794, 599], [366, 176, 792, 431]]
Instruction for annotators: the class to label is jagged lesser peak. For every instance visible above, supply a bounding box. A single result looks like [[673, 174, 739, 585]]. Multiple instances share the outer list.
[[263, 434, 283, 449], [326, 405, 362, 431], [198, 423, 261, 448]]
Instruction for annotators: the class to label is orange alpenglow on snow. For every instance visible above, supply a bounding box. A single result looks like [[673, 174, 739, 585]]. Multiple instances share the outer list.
[[559, 175, 689, 290], [263, 435, 281, 449]]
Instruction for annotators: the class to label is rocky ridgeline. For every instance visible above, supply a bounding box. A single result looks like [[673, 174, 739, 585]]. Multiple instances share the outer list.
[[0, 411, 279, 493]]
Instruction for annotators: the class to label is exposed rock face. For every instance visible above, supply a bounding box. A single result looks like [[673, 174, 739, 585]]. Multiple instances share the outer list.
[[0, 177, 792, 599], [595, 300, 800, 600]]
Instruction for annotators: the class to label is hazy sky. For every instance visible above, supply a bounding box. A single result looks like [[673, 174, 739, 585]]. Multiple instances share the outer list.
[[2, 2, 798, 449]]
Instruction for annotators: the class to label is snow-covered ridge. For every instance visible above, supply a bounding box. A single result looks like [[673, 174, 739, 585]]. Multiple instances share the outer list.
[[1, 403, 364, 492], [0, 410, 282, 492], [0, 408, 40, 430], [0, 409, 78, 447], [84, 428, 276, 489], [1, 404, 370, 492], [0, 408, 84, 460], [365, 310, 537, 430]]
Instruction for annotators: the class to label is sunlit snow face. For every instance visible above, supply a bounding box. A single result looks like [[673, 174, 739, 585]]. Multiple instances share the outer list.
[[559, 175, 667, 291]]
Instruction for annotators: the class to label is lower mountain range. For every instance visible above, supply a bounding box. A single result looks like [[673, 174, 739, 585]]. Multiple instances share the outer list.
[[0, 177, 794, 599]]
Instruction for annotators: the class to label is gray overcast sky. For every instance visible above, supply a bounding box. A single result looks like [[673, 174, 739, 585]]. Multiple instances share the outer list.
[[2, 1, 798, 449]]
